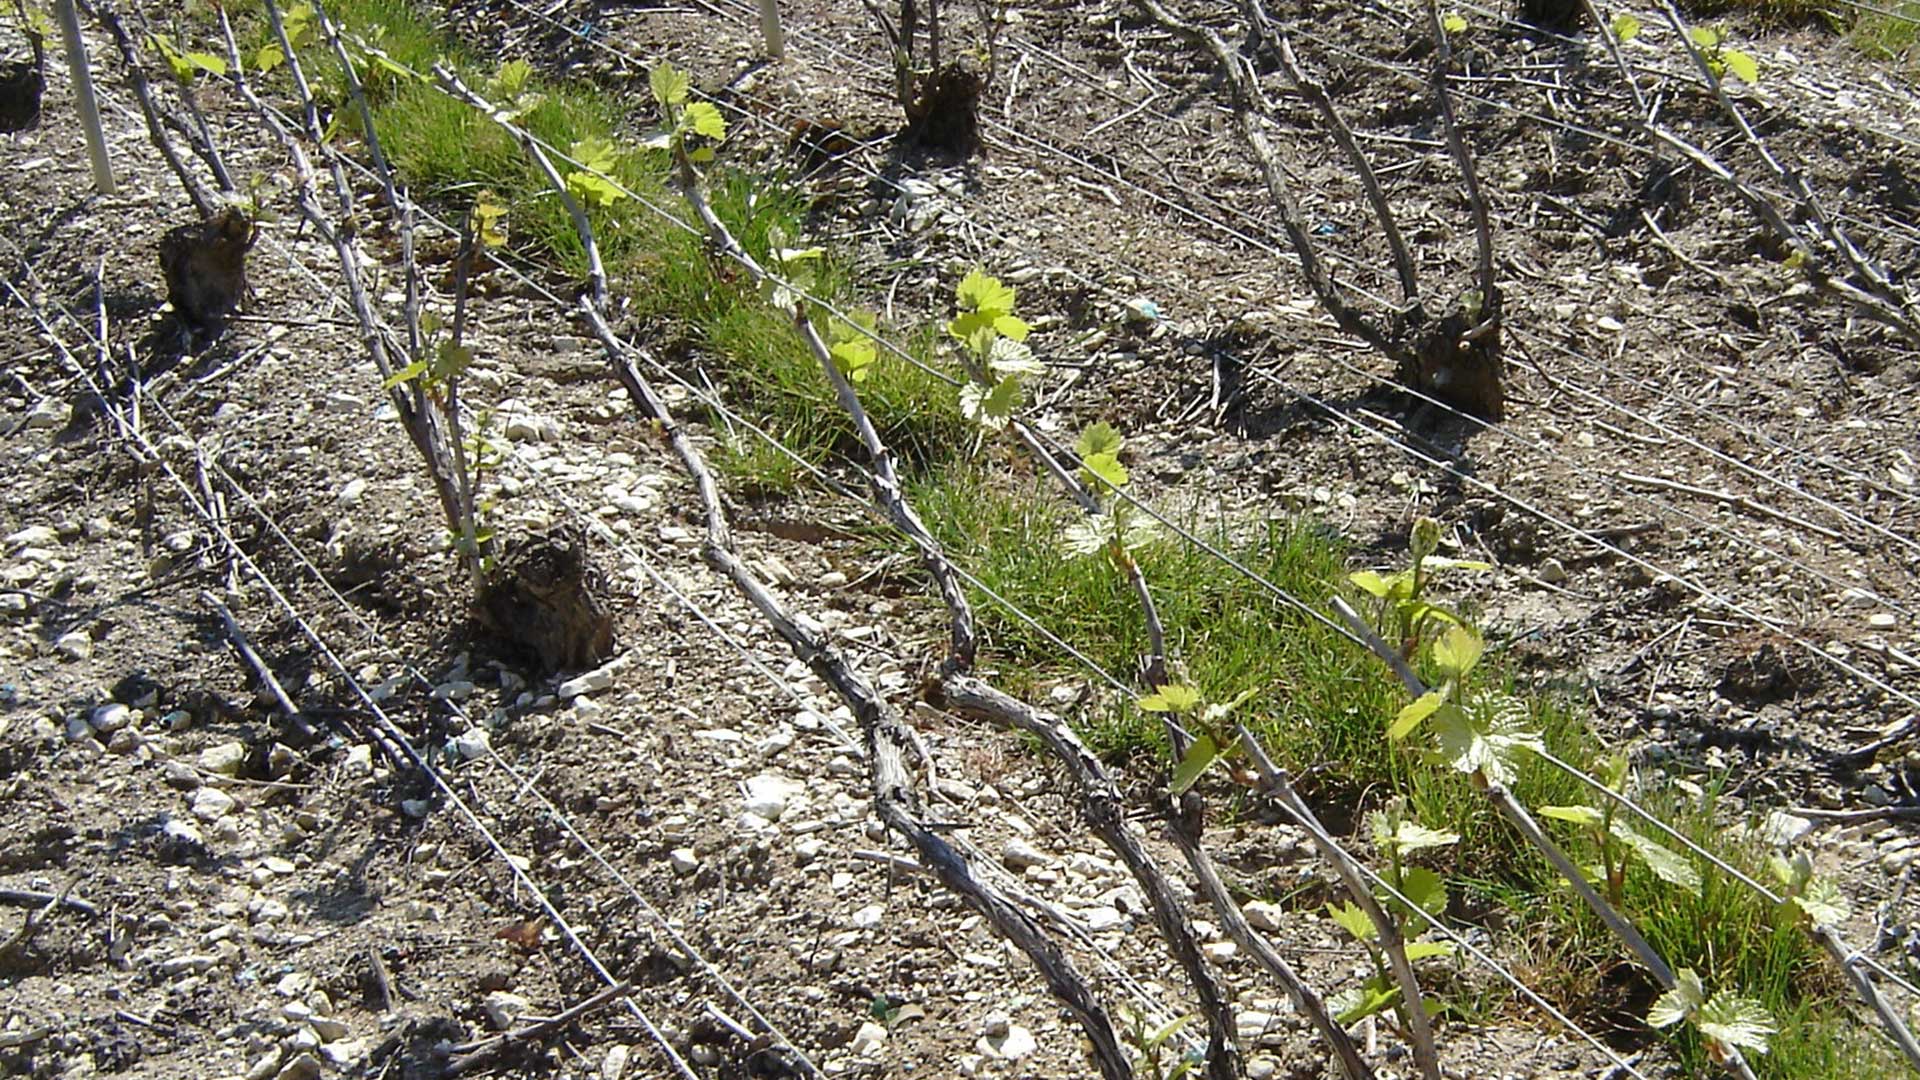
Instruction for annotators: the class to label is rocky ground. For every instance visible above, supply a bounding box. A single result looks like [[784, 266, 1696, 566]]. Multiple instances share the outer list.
[[4, 1, 1920, 1079]]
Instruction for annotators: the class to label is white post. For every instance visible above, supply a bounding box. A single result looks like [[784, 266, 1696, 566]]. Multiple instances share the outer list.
[[756, 0, 784, 58], [53, 0, 115, 194]]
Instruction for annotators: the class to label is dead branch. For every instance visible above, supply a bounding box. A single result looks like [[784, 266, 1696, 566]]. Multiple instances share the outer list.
[[1652, 0, 1920, 344], [940, 674, 1246, 1080], [307, 0, 399, 212], [1234, 729, 1442, 1080], [1246, 1, 1418, 311], [1613, 470, 1844, 541], [1425, 0, 1498, 332], [445, 982, 633, 1075], [201, 589, 320, 743], [0, 887, 97, 917], [133, 4, 232, 193], [1138, 0, 1394, 357], [214, 16, 468, 546], [1582, 0, 1920, 343], [791, 310, 978, 671], [0, 877, 86, 962]]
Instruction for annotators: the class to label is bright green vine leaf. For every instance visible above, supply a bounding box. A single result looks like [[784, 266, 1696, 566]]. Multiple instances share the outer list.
[[1721, 48, 1759, 84], [1769, 853, 1850, 926], [1081, 452, 1129, 491], [1076, 422, 1123, 460], [1330, 978, 1400, 1025], [382, 358, 429, 389], [959, 376, 1020, 430], [1539, 804, 1605, 828], [470, 191, 509, 249], [1689, 26, 1721, 49], [1169, 735, 1218, 795], [831, 338, 878, 383], [685, 101, 728, 140], [1138, 685, 1201, 714], [433, 341, 475, 382], [1429, 692, 1542, 785], [1404, 940, 1456, 962], [485, 59, 546, 121], [1074, 422, 1128, 489], [988, 337, 1045, 378], [1609, 821, 1701, 895], [1430, 624, 1484, 680], [1399, 866, 1448, 916], [949, 270, 1029, 355], [1349, 569, 1411, 601], [254, 3, 314, 72], [1369, 813, 1460, 857], [956, 268, 1016, 314], [1441, 12, 1467, 34], [1649, 969, 1774, 1058], [992, 312, 1031, 340], [1611, 12, 1641, 41], [150, 35, 227, 82], [493, 58, 534, 96], [1325, 900, 1376, 942], [565, 137, 626, 207], [650, 61, 690, 107], [1389, 687, 1446, 742]]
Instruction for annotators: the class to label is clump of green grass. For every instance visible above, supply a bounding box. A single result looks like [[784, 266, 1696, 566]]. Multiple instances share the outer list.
[[1851, 1, 1920, 62], [1684, 0, 1919, 65], [917, 466, 1893, 1077]]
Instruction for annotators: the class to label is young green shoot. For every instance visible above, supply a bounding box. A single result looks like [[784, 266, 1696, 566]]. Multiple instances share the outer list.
[[483, 58, 545, 122], [645, 60, 727, 163], [1138, 683, 1259, 795], [1115, 1006, 1202, 1080], [1649, 968, 1777, 1064], [149, 30, 228, 82], [1537, 754, 1702, 906], [1323, 801, 1459, 1028], [252, 2, 313, 74], [948, 268, 1035, 430], [564, 135, 628, 209], [1767, 852, 1851, 929], [1349, 515, 1490, 660], [1686, 25, 1762, 84], [382, 191, 510, 588]]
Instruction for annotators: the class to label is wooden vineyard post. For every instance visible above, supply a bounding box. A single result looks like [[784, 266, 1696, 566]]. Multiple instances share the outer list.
[[756, 0, 783, 57], [53, 0, 114, 194]]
